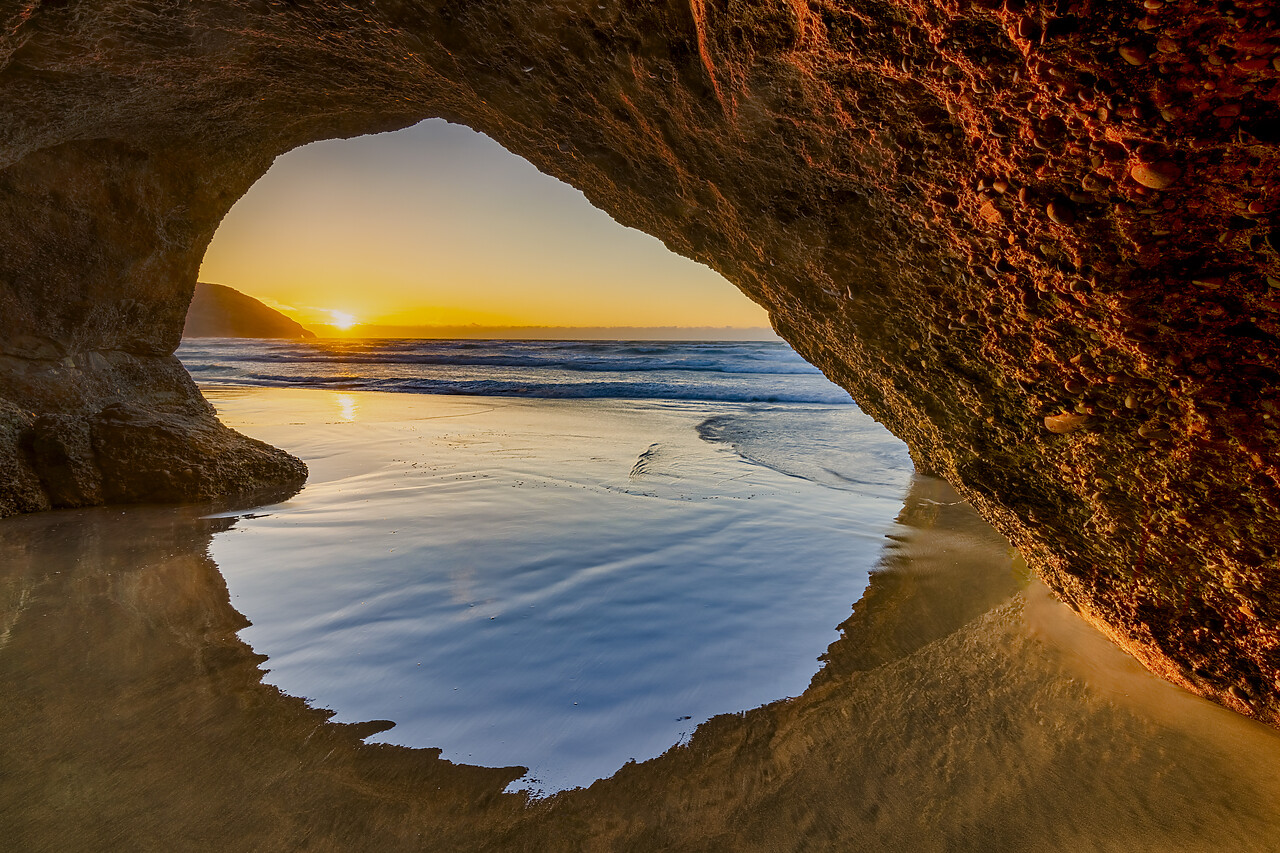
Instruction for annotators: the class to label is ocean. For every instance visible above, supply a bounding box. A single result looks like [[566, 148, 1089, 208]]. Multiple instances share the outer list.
[[176, 337, 854, 405], [177, 338, 916, 793]]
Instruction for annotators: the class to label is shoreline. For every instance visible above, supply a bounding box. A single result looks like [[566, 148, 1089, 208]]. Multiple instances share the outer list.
[[5, 403, 1280, 847], [195, 384, 913, 792]]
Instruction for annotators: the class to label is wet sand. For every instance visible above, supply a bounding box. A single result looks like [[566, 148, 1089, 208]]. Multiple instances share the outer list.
[[199, 386, 911, 792], [2, 387, 1280, 851]]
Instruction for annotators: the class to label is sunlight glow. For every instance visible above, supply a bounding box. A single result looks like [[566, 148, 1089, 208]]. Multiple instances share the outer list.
[[334, 393, 359, 422], [328, 310, 358, 330], [198, 119, 772, 333]]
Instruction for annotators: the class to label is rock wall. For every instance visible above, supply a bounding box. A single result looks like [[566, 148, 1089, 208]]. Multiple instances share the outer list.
[[0, 1, 1276, 722]]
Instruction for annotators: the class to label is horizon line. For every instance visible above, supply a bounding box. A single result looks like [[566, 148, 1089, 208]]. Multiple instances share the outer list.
[[307, 323, 782, 341]]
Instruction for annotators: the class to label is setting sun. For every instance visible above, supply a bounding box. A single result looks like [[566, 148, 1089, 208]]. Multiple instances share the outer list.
[[198, 120, 771, 332], [328, 310, 358, 330]]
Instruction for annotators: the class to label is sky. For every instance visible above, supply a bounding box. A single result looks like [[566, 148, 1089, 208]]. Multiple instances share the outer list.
[[199, 119, 773, 335]]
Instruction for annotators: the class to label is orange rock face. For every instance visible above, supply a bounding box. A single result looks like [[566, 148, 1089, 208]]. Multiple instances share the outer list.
[[0, 1, 1277, 724]]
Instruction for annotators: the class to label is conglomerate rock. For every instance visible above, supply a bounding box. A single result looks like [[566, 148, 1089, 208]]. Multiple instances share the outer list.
[[0, 1, 1277, 723]]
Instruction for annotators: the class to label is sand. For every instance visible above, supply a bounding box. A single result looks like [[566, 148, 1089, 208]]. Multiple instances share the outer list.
[[200, 385, 913, 792], [4, 385, 1280, 851]]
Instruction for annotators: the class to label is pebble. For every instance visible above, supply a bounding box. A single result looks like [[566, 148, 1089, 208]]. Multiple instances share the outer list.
[[1044, 412, 1092, 434], [1236, 58, 1271, 72], [1119, 45, 1149, 66], [1047, 199, 1076, 225], [1130, 160, 1181, 190]]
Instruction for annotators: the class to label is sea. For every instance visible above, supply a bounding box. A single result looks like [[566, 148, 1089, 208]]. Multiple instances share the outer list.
[[176, 338, 917, 793], [176, 337, 855, 405]]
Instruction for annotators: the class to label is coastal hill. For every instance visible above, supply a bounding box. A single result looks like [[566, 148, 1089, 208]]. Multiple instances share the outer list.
[[184, 282, 316, 340]]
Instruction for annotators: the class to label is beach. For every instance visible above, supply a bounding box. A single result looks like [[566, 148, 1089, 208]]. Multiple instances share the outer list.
[[3, 344, 1280, 848], [200, 384, 912, 792]]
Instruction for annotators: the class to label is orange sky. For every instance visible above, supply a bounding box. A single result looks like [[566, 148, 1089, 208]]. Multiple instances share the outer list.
[[199, 119, 772, 333]]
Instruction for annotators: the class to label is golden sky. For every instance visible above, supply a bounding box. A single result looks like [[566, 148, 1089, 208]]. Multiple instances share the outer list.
[[199, 120, 771, 332]]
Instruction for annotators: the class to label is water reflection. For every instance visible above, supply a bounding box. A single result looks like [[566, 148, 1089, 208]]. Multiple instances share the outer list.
[[2, 477, 1279, 851], [335, 392, 359, 422]]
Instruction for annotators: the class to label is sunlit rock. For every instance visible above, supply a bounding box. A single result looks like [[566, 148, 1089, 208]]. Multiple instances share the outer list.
[[0, 1, 1277, 724]]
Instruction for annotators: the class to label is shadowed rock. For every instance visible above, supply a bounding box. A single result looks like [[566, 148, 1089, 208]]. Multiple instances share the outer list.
[[0, 1, 1277, 723]]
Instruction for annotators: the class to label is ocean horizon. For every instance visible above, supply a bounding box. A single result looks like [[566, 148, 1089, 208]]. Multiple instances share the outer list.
[[177, 337, 853, 405]]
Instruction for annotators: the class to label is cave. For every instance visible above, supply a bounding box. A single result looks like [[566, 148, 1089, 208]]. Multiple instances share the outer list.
[[1, 0, 1278, 743]]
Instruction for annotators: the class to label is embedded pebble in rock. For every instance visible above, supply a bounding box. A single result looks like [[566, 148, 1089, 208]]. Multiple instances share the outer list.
[[1047, 199, 1077, 226], [1130, 160, 1183, 190], [1120, 45, 1150, 66], [1045, 412, 1093, 434], [1138, 424, 1173, 441]]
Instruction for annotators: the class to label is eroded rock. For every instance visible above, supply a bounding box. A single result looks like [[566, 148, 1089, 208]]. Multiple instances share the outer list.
[[0, 1, 1277, 725]]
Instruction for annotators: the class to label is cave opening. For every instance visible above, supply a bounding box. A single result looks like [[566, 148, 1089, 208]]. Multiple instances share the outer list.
[[193, 118, 775, 340], [174, 118, 924, 793], [4, 0, 1280, 841]]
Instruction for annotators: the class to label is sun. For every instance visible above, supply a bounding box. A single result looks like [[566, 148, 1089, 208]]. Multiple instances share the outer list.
[[327, 310, 358, 330]]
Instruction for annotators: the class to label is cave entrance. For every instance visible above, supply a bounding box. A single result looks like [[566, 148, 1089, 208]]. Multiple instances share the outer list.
[[179, 119, 914, 793]]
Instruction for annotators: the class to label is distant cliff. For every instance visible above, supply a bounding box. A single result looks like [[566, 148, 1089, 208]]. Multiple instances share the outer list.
[[184, 283, 316, 340]]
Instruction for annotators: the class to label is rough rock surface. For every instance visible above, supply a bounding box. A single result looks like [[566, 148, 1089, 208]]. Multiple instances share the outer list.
[[183, 282, 317, 339], [0, 1, 1277, 722]]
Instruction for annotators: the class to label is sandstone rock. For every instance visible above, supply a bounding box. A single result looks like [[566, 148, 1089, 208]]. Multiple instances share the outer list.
[[0, 0, 1277, 729], [28, 414, 102, 507]]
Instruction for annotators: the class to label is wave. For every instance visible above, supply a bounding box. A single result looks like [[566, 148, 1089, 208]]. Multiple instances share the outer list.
[[697, 410, 912, 490], [177, 339, 822, 376], [176, 338, 853, 405], [200, 373, 853, 405]]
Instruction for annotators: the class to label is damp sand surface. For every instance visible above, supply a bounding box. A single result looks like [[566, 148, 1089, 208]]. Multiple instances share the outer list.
[[3, 386, 1280, 850]]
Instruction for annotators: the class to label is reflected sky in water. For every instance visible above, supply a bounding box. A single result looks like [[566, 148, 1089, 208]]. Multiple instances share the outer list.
[[205, 388, 913, 792]]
